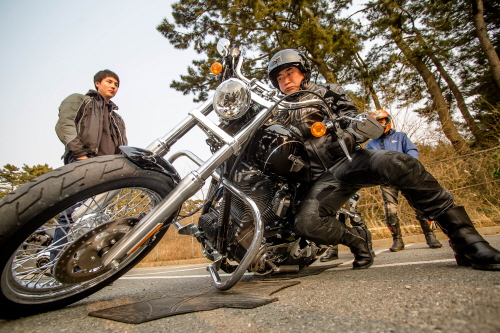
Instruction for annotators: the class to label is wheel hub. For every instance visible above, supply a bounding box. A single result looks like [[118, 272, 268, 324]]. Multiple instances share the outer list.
[[53, 217, 139, 284]]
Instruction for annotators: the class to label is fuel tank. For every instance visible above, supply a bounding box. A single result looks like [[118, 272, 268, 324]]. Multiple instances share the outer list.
[[249, 123, 311, 183]]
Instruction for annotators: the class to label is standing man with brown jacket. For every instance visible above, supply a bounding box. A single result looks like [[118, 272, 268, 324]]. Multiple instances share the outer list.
[[55, 69, 127, 164], [51, 70, 128, 266]]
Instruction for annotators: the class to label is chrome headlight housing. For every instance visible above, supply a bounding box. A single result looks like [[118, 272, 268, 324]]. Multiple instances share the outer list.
[[213, 78, 251, 120]]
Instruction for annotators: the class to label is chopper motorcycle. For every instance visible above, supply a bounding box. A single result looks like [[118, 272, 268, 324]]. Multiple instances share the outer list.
[[0, 39, 383, 318]]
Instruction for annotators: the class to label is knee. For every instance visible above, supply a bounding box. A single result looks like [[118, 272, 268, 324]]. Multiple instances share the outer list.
[[382, 152, 424, 185]]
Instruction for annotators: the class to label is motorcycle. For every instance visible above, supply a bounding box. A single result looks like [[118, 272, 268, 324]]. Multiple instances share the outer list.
[[0, 39, 383, 318]]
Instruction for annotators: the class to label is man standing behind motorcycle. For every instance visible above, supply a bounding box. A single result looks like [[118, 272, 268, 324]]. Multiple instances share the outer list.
[[51, 70, 128, 264], [366, 109, 442, 251], [56, 69, 127, 164], [268, 49, 500, 271]]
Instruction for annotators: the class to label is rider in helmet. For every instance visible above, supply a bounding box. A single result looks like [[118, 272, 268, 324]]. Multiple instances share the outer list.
[[268, 49, 500, 271], [268, 49, 375, 269], [369, 109, 392, 134], [366, 110, 442, 252]]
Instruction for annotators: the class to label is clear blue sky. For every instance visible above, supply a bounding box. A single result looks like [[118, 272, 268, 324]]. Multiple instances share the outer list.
[[0, 0, 211, 171]]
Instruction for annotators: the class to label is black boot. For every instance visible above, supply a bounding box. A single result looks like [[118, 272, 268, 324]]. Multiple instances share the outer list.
[[351, 218, 376, 258], [418, 218, 442, 249], [435, 206, 500, 270], [388, 223, 405, 252], [342, 226, 374, 269], [320, 245, 339, 262]]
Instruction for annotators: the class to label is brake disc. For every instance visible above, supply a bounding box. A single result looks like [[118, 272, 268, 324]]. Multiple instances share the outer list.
[[53, 217, 139, 284]]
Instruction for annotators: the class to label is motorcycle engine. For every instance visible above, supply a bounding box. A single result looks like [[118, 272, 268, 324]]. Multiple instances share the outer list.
[[198, 164, 294, 263], [197, 119, 317, 273]]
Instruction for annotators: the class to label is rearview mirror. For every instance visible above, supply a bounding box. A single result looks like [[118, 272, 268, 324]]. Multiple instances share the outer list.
[[217, 38, 231, 57]]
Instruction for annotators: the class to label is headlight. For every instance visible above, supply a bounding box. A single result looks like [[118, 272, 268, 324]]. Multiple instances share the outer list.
[[213, 78, 251, 120]]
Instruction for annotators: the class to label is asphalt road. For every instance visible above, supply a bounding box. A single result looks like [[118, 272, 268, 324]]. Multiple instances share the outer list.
[[1, 235, 499, 333]]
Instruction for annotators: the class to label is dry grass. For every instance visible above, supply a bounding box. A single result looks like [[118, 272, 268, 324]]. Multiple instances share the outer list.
[[359, 144, 500, 239], [140, 145, 500, 263], [141, 214, 205, 263]]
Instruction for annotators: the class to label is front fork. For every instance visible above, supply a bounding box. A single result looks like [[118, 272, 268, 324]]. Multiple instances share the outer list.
[[101, 96, 273, 290]]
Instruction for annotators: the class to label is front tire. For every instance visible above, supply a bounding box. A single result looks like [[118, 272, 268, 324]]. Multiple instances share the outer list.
[[0, 155, 178, 318]]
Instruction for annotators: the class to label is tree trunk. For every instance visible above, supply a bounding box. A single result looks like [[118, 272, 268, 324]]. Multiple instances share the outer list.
[[311, 55, 367, 110], [381, 0, 470, 153], [412, 30, 489, 146], [354, 52, 382, 110], [312, 56, 338, 84], [471, 0, 500, 90], [429, 53, 488, 146]]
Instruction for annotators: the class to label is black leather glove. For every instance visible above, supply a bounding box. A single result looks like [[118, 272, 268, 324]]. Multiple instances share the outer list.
[[326, 132, 356, 158]]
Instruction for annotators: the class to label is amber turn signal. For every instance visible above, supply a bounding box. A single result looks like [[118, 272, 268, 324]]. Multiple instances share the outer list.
[[311, 122, 327, 137], [211, 62, 223, 75]]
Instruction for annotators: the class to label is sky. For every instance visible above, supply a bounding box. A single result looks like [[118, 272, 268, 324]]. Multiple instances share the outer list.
[[0, 0, 437, 176], [0, 0, 213, 174]]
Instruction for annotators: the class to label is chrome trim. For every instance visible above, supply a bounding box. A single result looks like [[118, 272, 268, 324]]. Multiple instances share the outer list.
[[189, 109, 239, 153], [168, 150, 264, 291], [208, 179, 264, 291], [146, 98, 214, 156]]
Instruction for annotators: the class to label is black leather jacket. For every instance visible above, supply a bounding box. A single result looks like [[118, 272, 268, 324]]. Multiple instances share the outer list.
[[55, 90, 127, 164], [279, 82, 359, 180]]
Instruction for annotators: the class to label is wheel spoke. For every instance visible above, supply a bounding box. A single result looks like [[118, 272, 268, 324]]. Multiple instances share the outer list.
[[6, 187, 162, 296]]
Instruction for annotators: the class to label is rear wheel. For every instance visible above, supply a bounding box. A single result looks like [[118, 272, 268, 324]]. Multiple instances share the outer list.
[[0, 155, 178, 318]]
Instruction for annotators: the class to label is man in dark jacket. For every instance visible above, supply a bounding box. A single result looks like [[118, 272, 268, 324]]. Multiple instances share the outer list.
[[267, 49, 500, 271], [51, 70, 128, 264], [55, 69, 127, 164], [366, 110, 442, 251]]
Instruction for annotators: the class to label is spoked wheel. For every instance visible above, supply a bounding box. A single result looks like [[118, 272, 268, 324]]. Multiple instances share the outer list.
[[0, 155, 179, 318]]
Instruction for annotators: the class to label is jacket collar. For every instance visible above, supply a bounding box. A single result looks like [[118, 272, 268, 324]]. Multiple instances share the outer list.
[[86, 90, 119, 110], [382, 128, 395, 137]]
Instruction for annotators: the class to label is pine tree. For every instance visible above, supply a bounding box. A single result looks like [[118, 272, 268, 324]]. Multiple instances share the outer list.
[[157, 0, 367, 105], [365, 0, 470, 152], [0, 164, 53, 199]]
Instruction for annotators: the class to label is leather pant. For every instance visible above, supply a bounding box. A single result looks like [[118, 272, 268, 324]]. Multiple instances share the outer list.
[[294, 149, 454, 245]]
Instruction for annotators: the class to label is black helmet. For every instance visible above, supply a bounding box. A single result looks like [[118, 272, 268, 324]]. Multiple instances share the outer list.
[[267, 49, 311, 90]]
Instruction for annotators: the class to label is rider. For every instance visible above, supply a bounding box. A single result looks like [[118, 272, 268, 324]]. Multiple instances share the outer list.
[[267, 49, 500, 271], [366, 109, 442, 251], [268, 49, 374, 269]]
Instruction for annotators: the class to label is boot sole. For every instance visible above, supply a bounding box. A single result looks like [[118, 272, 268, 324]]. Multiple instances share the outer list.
[[320, 257, 339, 262], [389, 248, 404, 252], [353, 262, 373, 270], [471, 263, 500, 271], [454, 254, 500, 270]]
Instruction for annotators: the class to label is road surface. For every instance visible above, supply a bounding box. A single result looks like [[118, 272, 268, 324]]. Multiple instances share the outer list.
[[1, 235, 499, 333]]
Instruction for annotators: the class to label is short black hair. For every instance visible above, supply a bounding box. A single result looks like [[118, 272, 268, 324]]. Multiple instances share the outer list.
[[94, 69, 120, 89]]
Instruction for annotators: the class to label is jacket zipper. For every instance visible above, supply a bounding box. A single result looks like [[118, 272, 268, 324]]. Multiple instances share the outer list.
[[111, 114, 125, 146]]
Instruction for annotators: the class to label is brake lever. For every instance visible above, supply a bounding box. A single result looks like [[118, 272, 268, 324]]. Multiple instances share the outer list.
[[333, 121, 353, 162]]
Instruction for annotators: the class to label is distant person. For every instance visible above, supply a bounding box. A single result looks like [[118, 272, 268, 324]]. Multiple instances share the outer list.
[[51, 70, 128, 266], [366, 110, 442, 252]]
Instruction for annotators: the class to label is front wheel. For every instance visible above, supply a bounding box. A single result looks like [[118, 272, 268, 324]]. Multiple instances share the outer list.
[[0, 155, 178, 318]]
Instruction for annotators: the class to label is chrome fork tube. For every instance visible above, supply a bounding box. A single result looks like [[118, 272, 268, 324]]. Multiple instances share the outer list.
[[146, 98, 214, 157], [101, 102, 272, 267], [101, 144, 234, 267]]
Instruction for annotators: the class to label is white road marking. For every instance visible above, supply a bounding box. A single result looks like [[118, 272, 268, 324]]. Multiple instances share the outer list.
[[121, 256, 456, 280], [120, 272, 254, 280], [338, 244, 414, 266], [125, 265, 207, 277], [327, 258, 456, 271]]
